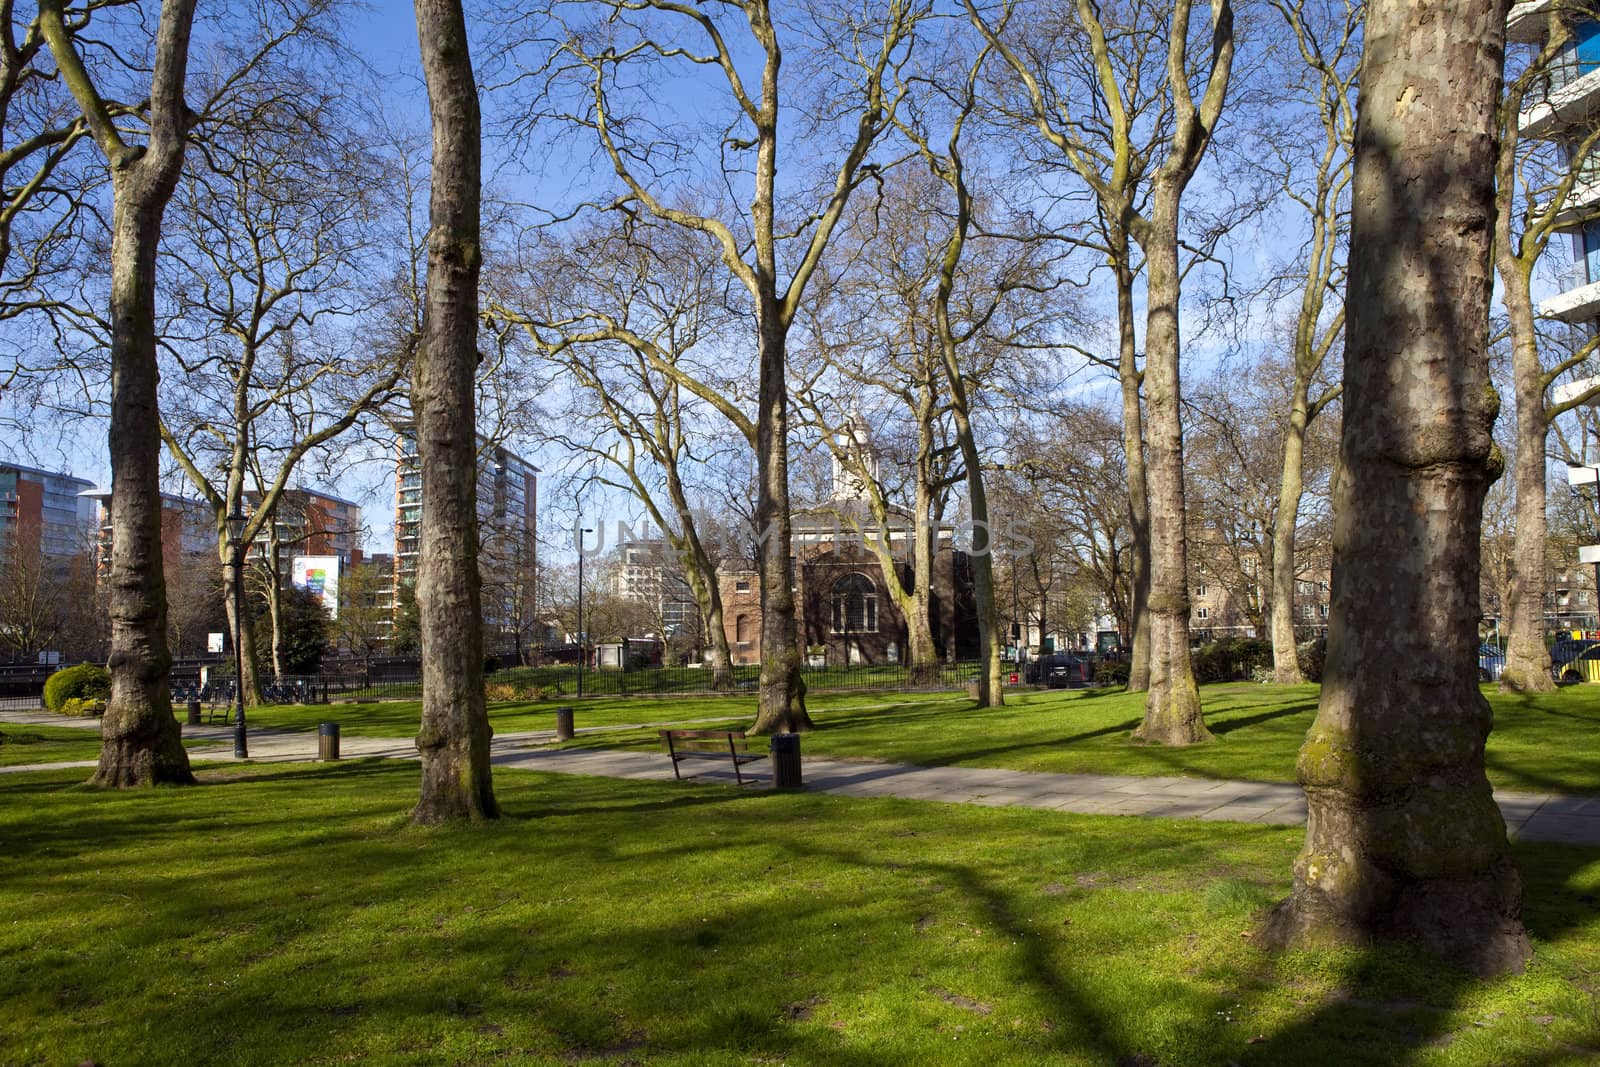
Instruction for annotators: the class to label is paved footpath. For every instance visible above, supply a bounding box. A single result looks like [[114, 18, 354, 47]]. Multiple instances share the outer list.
[[5, 709, 1597, 846]]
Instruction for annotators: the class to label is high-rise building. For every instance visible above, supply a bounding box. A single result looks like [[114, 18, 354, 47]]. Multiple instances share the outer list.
[[84, 490, 212, 577], [1511, 2, 1600, 323], [612, 537, 699, 636], [394, 432, 538, 649], [245, 487, 364, 572], [0, 462, 96, 563]]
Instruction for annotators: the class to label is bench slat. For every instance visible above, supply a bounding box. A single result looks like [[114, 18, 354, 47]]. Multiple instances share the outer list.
[[660, 728, 764, 785]]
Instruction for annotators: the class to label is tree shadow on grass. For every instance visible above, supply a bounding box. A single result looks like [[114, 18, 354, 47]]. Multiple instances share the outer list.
[[1208, 702, 1318, 736]]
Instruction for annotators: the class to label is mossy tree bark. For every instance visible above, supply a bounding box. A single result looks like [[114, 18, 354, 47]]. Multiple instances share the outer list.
[[1116, 268, 1152, 692], [38, 0, 198, 787], [411, 0, 497, 823], [1262, 0, 1531, 975]]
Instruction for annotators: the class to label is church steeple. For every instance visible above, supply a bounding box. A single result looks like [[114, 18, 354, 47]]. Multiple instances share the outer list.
[[830, 411, 879, 502]]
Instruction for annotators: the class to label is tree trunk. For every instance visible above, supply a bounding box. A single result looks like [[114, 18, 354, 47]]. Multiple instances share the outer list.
[[1117, 262, 1153, 692], [411, 0, 497, 823], [949, 401, 1003, 706], [95, 176, 194, 787], [1262, 0, 1530, 975], [1133, 198, 1208, 745], [82, 0, 200, 787], [903, 515, 940, 687], [749, 312, 812, 734], [1270, 394, 1309, 684], [1499, 268, 1554, 692], [222, 561, 262, 705]]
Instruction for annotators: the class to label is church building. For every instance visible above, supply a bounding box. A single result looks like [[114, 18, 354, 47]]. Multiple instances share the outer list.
[[718, 416, 980, 667]]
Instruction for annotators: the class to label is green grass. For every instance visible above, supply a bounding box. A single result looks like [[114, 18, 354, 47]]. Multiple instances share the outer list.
[[2, 762, 1598, 1065], [242, 690, 926, 738], [527, 682, 1600, 797], [164, 680, 1600, 797], [0, 723, 104, 766]]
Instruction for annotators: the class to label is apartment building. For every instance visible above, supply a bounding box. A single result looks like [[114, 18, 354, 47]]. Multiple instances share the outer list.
[[0, 462, 96, 564]]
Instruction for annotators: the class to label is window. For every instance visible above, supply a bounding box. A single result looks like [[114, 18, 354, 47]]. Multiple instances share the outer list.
[[831, 573, 878, 633], [1196, 606, 1210, 621], [1194, 584, 1208, 597], [735, 579, 750, 593], [734, 614, 751, 644], [1304, 604, 1316, 619], [1318, 604, 1329, 618]]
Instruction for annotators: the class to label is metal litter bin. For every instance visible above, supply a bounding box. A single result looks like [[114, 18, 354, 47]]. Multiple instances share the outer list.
[[555, 705, 575, 741], [771, 732, 803, 790], [318, 721, 340, 761]]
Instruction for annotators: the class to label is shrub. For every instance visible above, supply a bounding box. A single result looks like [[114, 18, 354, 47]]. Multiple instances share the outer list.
[[60, 697, 107, 718], [1297, 638, 1327, 683], [1190, 638, 1273, 684], [44, 664, 111, 712], [1094, 659, 1131, 687]]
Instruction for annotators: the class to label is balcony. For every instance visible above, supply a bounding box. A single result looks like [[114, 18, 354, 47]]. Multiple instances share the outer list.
[[1507, 0, 1557, 44], [1542, 271, 1600, 322], [1521, 64, 1600, 139], [1543, 172, 1600, 227]]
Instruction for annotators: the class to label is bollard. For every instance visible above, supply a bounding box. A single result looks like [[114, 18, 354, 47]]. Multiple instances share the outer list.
[[555, 705, 575, 741], [318, 721, 340, 761], [770, 732, 803, 790], [186, 699, 202, 726]]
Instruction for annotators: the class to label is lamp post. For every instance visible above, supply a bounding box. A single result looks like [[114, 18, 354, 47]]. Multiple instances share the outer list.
[[576, 524, 592, 698], [225, 508, 248, 759]]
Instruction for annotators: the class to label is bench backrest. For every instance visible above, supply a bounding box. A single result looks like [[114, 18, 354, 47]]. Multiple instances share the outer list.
[[660, 729, 749, 754]]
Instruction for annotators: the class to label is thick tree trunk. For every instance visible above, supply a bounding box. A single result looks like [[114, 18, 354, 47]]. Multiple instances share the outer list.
[[749, 314, 812, 734], [411, 0, 497, 822], [903, 519, 940, 687], [95, 180, 193, 787], [80, 0, 201, 787], [1133, 199, 1208, 745], [1500, 270, 1555, 691], [1262, 0, 1529, 975], [1270, 395, 1309, 684]]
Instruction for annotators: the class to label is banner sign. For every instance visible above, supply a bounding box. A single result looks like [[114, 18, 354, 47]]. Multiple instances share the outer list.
[[292, 555, 341, 620]]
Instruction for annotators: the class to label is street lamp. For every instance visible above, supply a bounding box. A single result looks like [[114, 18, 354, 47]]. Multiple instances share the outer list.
[[576, 524, 592, 699], [225, 508, 248, 759]]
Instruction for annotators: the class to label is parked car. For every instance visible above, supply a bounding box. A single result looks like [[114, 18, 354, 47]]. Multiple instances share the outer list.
[[1554, 643, 1600, 685], [1027, 653, 1092, 689], [1550, 637, 1600, 684], [1478, 645, 1505, 682]]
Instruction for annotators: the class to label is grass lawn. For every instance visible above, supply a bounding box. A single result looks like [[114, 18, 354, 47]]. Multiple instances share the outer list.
[[242, 690, 919, 738], [25, 680, 1600, 795], [531, 682, 1600, 797], [3, 762, 1599, 1065], [0, 722, 104, 766]]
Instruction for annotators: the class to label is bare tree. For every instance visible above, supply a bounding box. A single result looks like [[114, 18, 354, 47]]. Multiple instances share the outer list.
[[1493, 11, 1600, 691], [411, 0, 498, 823], [492, 220, 740, 688], [530, 0, 926, 733], [1262, 0, 1531, 975], [156, 79, 403, 702], [972, 0, 1234, 731], [1255, 0, 1355, 683], [39, 0, 200, 785]]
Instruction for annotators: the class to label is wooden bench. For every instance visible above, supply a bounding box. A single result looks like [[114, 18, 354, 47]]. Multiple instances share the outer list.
[[660, 729, 766, 785]]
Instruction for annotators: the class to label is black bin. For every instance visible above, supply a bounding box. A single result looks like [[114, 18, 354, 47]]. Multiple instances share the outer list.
[[186, 700, 202, 726], [318, 721, 340, 761], [555, 705, 575, 741], [771, 732, 803, 790]]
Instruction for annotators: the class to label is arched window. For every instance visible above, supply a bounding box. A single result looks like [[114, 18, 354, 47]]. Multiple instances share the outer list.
[[735, 614, 751, 644], [831, 573, 877, 633]]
